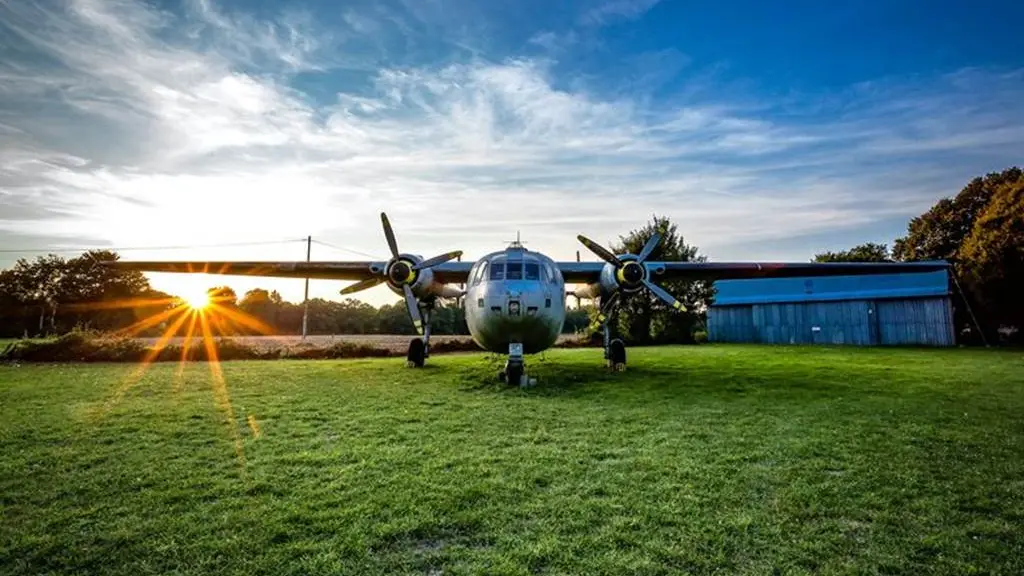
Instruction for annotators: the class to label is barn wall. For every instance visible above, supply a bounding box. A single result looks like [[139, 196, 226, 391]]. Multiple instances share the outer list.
[[707, 297, 955, 346], [875, 297, 955, 346]]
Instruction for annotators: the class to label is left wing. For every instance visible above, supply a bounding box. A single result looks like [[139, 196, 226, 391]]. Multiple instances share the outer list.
[[101, 260, 387, 281], [100, 259, 475, 285]]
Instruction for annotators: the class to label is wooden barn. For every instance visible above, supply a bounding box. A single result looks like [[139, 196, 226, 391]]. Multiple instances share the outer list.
[[706, 270, 955, 346]]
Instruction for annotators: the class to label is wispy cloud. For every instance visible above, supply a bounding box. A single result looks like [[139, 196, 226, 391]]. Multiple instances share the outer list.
[[580, 0, 662, 26], [1, 0, 1022, 301]]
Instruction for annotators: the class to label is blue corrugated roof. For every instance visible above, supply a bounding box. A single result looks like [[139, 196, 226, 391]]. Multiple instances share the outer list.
[[711, 270, 950, 306]]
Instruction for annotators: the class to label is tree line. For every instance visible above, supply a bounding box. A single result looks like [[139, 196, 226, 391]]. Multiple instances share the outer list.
[[812, 166, 1023, 344]]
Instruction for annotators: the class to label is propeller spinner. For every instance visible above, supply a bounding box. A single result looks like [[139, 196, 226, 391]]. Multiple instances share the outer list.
[[339, 213, 463, 335], [577, 233, 688, 330]]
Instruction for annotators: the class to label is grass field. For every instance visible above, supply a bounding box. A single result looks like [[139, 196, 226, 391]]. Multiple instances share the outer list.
[[2, 345, 1023, 575]]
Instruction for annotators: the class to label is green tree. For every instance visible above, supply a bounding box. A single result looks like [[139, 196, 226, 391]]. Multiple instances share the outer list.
[[4, 254, 65, 335], [337, 298, 380, 334], [207, 286, 238, 308], [238, 288, 279, 334], [814, 242, 891, 262], [376, 302, 417, 335], [608, 215, 713, 344], [562, 306, 594, 334], [890, 166, 1023, 344], [893, 167, 1022, 263], [958, 174, 1024, 342]]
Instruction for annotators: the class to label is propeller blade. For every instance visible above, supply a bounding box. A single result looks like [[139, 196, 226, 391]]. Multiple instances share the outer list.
[[636, 233, 662, 264], [403, 284, 424, 335], [642, 278, 687, 312], [339, 277, 384, 295], [412, 250, 464, 271], [381, 212, 400, 259], [589, 291, 621, 332], [577, 234, 623, 267]]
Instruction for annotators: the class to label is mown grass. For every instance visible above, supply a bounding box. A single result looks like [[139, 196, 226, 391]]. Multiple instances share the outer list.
[[1, 345, 1023, 575]]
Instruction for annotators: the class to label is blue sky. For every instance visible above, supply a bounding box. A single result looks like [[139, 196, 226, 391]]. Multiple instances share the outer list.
[[1, 0, 1022, 305]]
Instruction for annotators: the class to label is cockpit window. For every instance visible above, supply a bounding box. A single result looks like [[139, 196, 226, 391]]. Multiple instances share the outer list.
[[489, 262, 505, 280], [524, 262, 539, 281], [544, 262, 557, 284], [506, 261, 523, 280], [472, 261, 488, 286]]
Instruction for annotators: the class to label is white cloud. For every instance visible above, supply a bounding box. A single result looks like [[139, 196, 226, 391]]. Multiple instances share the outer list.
[[1, 0, 1023, 304], [581, 0, 662, 26]]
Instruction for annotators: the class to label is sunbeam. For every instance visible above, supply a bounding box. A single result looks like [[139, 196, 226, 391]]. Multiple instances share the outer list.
[[63, 296, 178, 312], [174, 313, 199, 390], [112, 302, 190, 338], [199, 310, 246, 469], [80, 284, 279, 473]]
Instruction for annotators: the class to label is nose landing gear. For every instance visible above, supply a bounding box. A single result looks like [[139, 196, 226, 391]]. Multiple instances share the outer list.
[[498, 342, 534, 387]]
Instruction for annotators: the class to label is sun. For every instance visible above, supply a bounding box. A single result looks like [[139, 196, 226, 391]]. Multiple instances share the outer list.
[[181, 288, 211, 311]]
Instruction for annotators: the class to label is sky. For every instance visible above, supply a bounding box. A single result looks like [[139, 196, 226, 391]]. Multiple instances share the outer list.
[[1, 0, 1023, 307]]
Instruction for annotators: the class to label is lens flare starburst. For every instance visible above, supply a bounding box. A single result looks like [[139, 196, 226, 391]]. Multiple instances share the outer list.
[[182, 288, 211, 311], [88, 286, 281, 470]]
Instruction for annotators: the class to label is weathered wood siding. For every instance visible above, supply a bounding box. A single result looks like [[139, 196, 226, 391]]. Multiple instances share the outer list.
[[708, 297, 954, 346]]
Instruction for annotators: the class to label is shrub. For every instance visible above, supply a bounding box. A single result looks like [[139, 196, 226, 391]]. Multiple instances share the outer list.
[[693, 330, 708, 344], [0, 328, 149, 363], [428, 339, 481, 354], [1, 330, 606, 364]]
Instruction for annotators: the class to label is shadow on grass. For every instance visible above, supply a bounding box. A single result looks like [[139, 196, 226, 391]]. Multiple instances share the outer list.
[[443, 346, 960, 406]]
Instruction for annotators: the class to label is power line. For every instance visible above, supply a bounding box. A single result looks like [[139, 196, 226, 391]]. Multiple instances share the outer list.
[[0, 238, 308, 254], [310, 239, 384, 260]]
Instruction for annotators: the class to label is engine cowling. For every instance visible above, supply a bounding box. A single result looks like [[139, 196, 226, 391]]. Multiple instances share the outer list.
[[383, 254, 461, 299], [572, 256, 647, 301]]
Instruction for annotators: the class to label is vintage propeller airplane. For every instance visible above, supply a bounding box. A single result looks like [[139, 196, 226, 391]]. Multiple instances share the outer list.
[[102, 212, 949, 385]]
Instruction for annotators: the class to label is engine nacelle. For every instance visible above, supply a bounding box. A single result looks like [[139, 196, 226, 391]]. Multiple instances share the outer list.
[[571, 256, 647, 300], [383, 254, 462, 299]]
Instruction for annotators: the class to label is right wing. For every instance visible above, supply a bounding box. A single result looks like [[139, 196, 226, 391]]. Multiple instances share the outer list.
[[555, 260, 951, 285]]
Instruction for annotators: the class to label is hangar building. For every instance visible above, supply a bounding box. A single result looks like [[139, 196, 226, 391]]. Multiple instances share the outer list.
[[706, 270, 955, 346]]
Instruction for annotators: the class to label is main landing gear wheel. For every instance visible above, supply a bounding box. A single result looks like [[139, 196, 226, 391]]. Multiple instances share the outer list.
[[505, 362, 524, 387], [607, 338, 626, 372], [406, 338, 425, 368]]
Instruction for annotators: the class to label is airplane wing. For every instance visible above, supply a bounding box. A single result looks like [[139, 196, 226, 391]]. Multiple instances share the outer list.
[[100, 260, 476, 285], [556, 260, 950, 285]]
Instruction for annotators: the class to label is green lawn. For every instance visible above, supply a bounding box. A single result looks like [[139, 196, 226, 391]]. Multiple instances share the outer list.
[[2, 345, 1023, 575]]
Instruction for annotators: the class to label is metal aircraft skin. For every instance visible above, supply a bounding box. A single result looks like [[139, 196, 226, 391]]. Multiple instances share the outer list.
[[101, 213, 950, 384]]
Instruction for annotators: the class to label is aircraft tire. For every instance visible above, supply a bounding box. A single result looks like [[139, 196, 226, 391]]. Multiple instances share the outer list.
[[506, 363, 523, 386], [609, 339, 626, 371], [406, 338, 425, 368]]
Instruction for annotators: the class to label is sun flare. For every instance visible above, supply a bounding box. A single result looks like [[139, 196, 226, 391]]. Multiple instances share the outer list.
[[182, 289, 211, 310]]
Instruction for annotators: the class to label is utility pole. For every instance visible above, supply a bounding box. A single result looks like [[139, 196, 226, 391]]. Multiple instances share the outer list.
[[575, 250, 581, 309], [301, 235, 311, 339]]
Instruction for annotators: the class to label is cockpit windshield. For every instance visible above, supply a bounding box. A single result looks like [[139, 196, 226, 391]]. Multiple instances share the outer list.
[[506, 261, 523, 280], [486, 256, 549, 283]]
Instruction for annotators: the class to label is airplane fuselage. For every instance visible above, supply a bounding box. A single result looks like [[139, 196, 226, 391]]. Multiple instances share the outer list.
[[462, 246, 566, 354]]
